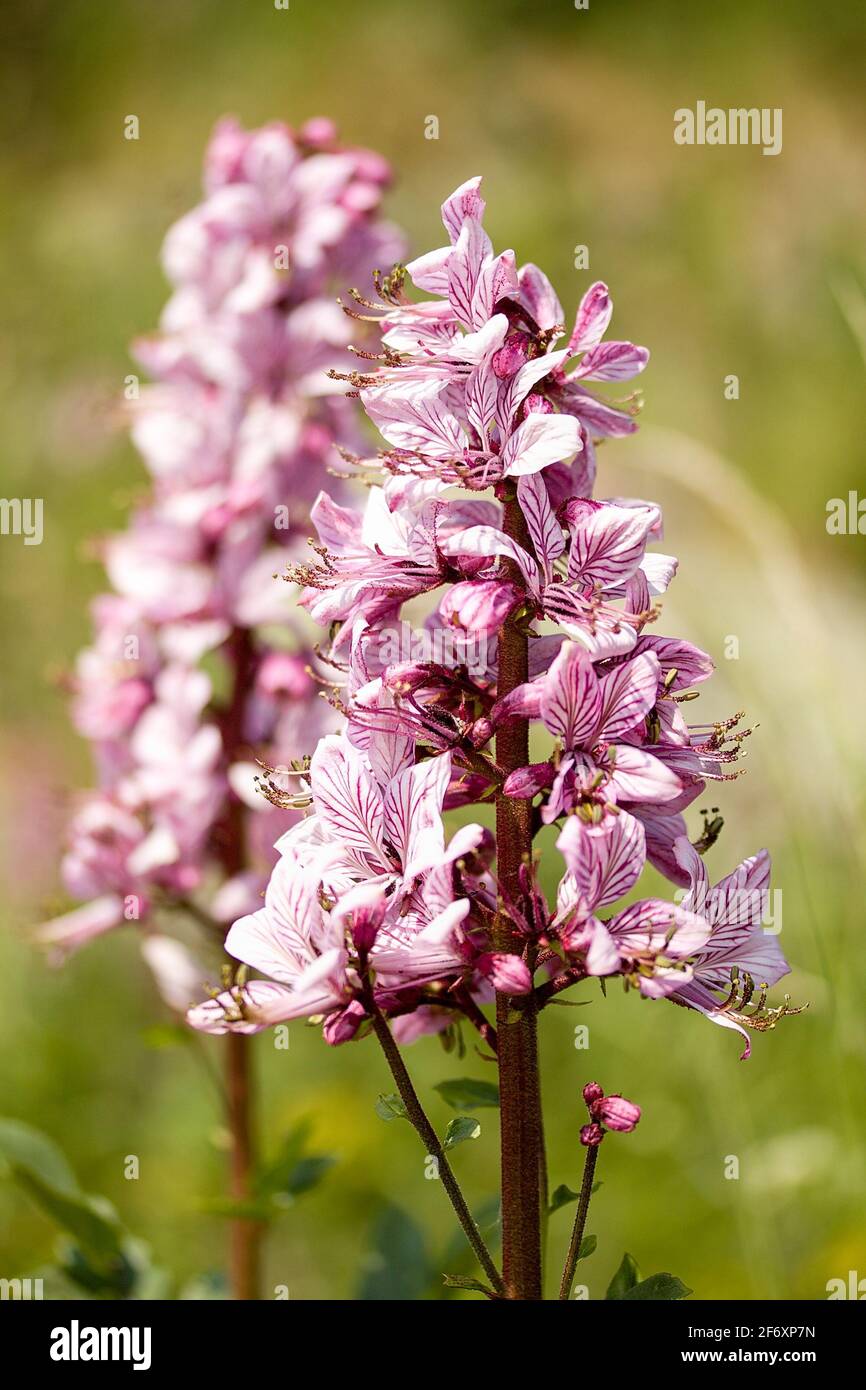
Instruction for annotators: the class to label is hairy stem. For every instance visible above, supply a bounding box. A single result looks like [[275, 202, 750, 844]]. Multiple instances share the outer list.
[[494, 491, 545, 1300], [558, 1142, 599, 1301], [218, 626, 263, 1301], [225, 1029, 263, 1300], [371, 1009, 504, 1295]]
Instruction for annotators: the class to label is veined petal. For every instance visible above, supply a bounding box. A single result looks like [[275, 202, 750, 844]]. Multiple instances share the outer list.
[[567, 281, 613, 355], [311, 735, 388, 864], [606, 744, 683, 803], [539, 641, 602, 747], [517, 473, 565, 584], [596, 652, 660, 740], [557, 812, 646, 909], [383, 753, 451, 881], [501, 411, 582, 477]]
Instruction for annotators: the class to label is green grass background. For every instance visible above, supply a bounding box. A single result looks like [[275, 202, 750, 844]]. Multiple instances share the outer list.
[[1, 0, 864, 1299]]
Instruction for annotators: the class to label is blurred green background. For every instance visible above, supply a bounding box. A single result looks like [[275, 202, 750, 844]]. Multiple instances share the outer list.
[[1, 0, 864, 1299]]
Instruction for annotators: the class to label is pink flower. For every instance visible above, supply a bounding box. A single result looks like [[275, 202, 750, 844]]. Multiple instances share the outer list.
[[666, 838, 792, 1058], [48, 117, 401, 977], [503, 641, 683, 824]]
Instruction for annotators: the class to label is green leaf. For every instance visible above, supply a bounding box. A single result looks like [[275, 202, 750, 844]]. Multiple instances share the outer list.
[[255, 1120, 336, 1201], [276, 1153, 335, 1197], [442, 1273, 497, 1298], [621, 1272, 693, 1301], [375, 1092, 408, 1122], [578, 1234, 597, 1260], [443, 1116, 481, 1149], [58, 1238, 137, 1296], [0, 1118, 78, 1195], [14, 1172, 124, 1259], [0, 1119, 168, 1300], [549, 1183, 580, 1214], [0, 1119, 124, 1262], [357, 1204, 430, 1301], [434, 1078, 500, 1111], [606, 1251, 641, 1299]]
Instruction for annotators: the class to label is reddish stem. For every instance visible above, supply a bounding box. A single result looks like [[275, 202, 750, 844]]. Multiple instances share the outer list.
[[494, 492, 545, 1300], [217, 627, 263, 1301]]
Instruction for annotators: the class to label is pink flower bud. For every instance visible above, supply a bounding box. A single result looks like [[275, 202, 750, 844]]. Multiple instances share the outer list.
[[580, 1122, 605, 1147], [492, 332, 530, 379], [582, 1082, 605, 1107], [502, 762, 555, 798], [480, 952, 533, 995], [298, 116, 338, 149], [323, 1000, 367, 1046], [593, 1095, 641, 1133], [523, 392, 554, 414], [383, 661, 439, 694], [439, 580, 521, 637], [349, 897, 386, 953]]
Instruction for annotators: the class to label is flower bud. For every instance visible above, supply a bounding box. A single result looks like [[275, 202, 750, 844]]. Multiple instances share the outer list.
[[582, 1081, 605, 1108], [523, 391, 554, 414], [439, 580, 521, 638], [349, 901, 386, 954], [593, 1095, 641, 1133], [492, 332, 530, 379], [298, 116, 339, 148], [580, 1122, 605, 1147], [480, 952, 533, 995], [382, 660, 445, 694], [323, 1000, 367, 1046]]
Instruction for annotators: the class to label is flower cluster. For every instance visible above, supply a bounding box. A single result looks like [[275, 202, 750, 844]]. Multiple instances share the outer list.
[[40, 118, 402, 993], [579, 1082, 641, 1147], [191, 174, 800, 1060]]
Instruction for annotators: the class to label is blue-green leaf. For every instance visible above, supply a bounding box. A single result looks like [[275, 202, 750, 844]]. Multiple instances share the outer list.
[[375, 1093, 408, 1122], [434, 1078, 500, 1111], [606, 1251, 641, 1299], [443, 1116, 481, 1149], [620, 1272, 693, 1301]]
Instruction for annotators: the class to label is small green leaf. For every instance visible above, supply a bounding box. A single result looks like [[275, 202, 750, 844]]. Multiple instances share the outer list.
[[375, 1093, 408, 1123], [578, 1234, 597, 1261], [442, 1273, 497, 1298], [357, 1204, 430, 1301], [549, 1183, 580, 1214], [443, 1116, 481, 1149], [0, 1118, 78, 1195], [277, 1153, 335, 1196], [621, 1272, 693, 1301], [0, 1119, 124, 1262], [14, 1174, 124, 1259], [606, 1251, 641, 1299], [255, 1120, 336, 1201], [434, 1078, 500, 1111]]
